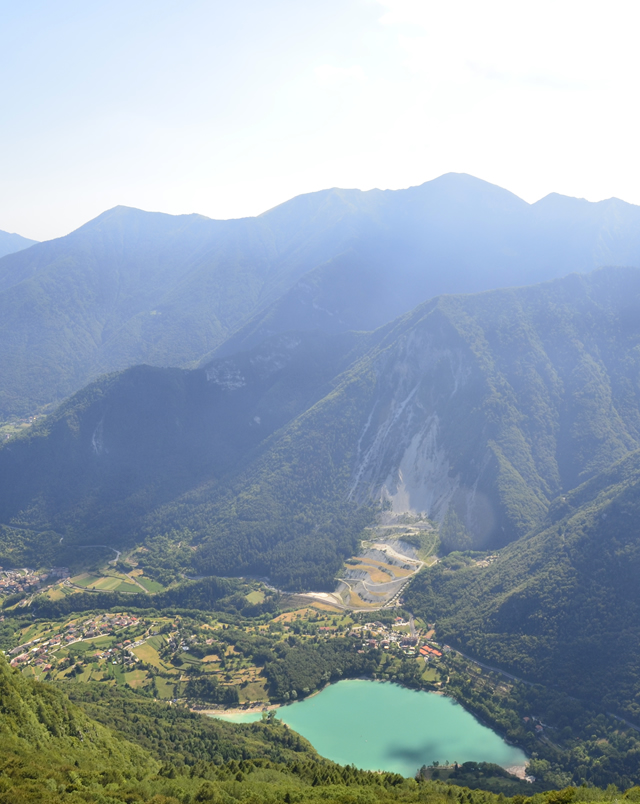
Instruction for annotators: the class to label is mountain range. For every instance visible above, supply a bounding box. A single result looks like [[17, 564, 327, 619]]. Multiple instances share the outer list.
[[0, 227, 37, 259], [3, 175, 640, 729], [3, 173, 640, 418]]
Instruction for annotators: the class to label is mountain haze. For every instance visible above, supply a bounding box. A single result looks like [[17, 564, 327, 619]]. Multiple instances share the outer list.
[[214, 177, 640, 356], [2, 266, 640, 589], [3, 174, 640, 417], [0, 228, 38, 259]]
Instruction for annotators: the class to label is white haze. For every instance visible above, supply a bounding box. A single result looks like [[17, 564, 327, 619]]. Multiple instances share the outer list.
[[0, 0, 638, 240]]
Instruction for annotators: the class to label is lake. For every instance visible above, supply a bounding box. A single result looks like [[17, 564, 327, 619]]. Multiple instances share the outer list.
[[213, 679, 527, 778]]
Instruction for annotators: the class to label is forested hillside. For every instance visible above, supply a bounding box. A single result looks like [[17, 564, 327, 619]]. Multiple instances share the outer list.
[[3, 649, 591, 803], [0, 648, 158, 800], [3, 173, 640, 417], [0, 329, 372, 587], [405, 448, 640, 720], [2, 267, 640, 590]]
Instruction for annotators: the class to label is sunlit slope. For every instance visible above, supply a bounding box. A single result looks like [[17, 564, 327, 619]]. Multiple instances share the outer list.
[[2, 267, 640, 588], [405, 447, 640, 722], [3, 174, 640, 417], [1, 650, 577, 803], [0, 650, 158, 800]]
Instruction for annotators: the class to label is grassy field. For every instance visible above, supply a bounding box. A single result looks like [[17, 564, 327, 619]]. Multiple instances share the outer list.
[[70, 573, 99, 588], [133, 575, 164, 593], [133, 641, 166, 670], [274, 608, 317, 623], [421, 665, 439, 682], [115, 580, 140, 593], [239, 679, 268, 703], [44, 585, 66, 600], [85, 635, 114, 649], [155, 676, 175, 699], [124, 668, 148, 689], [89, 575, 123, 591], [72, 573, 141, 593], [246, 590, 265, 604]]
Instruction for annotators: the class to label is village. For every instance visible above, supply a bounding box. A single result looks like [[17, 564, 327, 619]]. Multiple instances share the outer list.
[[0, 595, 450, 703], [6, 612, 143, 671], [0, 565, 70, 599], [352, 616, 451, 662]]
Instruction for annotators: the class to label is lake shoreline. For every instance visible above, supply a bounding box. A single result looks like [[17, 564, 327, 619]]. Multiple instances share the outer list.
[[201, 678, 528, 778], [198, 677, 528, 773], [192, 683, 329, 718]]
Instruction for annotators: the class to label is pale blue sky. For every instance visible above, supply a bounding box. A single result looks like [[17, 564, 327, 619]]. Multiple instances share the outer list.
[[2, 0, 639, 240]]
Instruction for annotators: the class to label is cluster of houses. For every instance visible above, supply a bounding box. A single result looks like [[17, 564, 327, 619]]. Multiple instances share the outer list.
[[92, 642, 142, 666], [352, 618, 451, 661], [0, 567, 51, 597], [6, 613, 142, 671], [75, 613, 139, 638], [0, 566, 71, 601], [9, 640, 54, 671]]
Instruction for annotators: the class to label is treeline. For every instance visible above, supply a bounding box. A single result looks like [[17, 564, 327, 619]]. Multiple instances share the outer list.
[[184, 676, 240, 705], [424, 762, 548, 796]]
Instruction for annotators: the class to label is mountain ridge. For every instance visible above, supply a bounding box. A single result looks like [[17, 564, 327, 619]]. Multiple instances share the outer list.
[[3, 173, 640, 417]]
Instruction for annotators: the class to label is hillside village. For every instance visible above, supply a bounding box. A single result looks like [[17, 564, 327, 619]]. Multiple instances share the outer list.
[[0, 565, 69, 598], [7, 612, 141, 671]]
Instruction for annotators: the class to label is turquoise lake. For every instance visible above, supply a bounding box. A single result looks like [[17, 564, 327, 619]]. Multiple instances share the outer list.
[[212, 679, 527, 778]]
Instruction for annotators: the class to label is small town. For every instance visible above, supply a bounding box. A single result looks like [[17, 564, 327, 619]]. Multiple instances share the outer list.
[[0, 565, 70, 598]]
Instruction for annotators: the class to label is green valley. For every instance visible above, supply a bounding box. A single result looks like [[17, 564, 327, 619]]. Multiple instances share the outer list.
[[3, 184, 640, 801]]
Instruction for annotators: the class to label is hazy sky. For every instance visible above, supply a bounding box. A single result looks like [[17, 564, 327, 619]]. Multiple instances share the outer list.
[[2, 0, 639, 241]]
